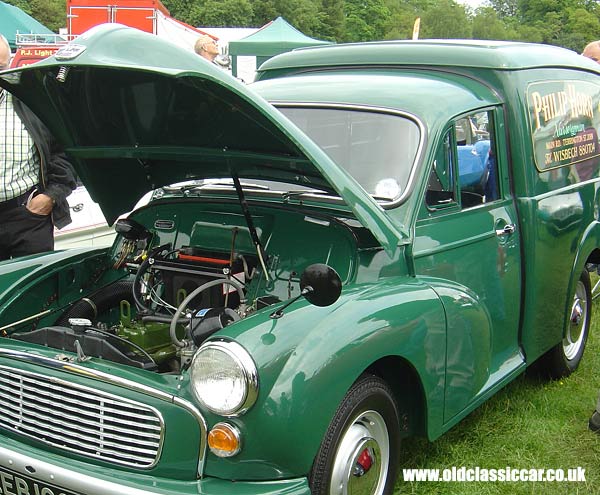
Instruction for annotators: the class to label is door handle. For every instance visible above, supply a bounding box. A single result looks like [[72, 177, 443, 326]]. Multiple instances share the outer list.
[[495, 223, 516, 236]]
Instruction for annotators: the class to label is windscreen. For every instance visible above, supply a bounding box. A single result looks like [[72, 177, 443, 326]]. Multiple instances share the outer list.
[[279, 107, 421, 201]]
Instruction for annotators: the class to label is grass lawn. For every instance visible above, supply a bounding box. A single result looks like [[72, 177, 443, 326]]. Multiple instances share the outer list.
[[394, 297, 600, 494]]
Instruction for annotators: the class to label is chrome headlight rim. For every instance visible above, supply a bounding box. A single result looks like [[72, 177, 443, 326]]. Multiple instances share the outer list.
[[190, 339, 259, 417]]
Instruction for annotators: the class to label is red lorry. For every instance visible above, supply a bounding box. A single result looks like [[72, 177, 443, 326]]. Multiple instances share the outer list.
[[68, 0, 170, 36]]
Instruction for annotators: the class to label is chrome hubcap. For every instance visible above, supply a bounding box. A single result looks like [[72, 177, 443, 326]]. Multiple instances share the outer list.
[[564, 280, 588, 360], [330, 410, 389, 495]]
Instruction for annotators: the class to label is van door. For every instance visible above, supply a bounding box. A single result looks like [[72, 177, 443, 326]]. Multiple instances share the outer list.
[[414, 108, 524, 423], [113, 7, 156, 34], [68, 6, 111, 36]]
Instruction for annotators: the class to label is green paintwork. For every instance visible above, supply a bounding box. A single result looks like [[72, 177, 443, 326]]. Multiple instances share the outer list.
[[0, 29, 599, 495], [256, 39, 600, 76], [0, 248, 112, 330]]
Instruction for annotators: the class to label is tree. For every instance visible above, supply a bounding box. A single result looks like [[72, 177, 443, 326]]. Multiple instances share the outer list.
[[343, 0, 391, 42], [512, 23, 544, 43], [472, 7, 509, 40], [269, 0, 327, 38], [320, 0, 345, 40], [4, 0, 32, 15], [29, 0, 65, 32], [383, 10, 420, 40], [564, 7, 600, 51], [188, 0, 254, 27], [251, 0, 278, 26], [487, 0, 519, 18], [520, 0, 569, 24], [382, 0, 421, 40], [250, 0, 329, 36], [6, 0, 597, 49], [162, 0, 197, 24], [420, 0, 471, 39]]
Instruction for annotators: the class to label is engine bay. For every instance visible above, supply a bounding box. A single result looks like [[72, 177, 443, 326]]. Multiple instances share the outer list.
[[13, 235, 258, 373], [6, 196, 363, 374]]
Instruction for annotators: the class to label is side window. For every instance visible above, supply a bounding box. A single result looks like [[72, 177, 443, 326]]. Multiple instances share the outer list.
[[426, 110, 501, 211], [426, 130, 456, 208], [456, 110, 500, 208]]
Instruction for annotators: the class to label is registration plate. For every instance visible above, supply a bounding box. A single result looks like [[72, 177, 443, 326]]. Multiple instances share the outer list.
[[0, 465, 81, 495]]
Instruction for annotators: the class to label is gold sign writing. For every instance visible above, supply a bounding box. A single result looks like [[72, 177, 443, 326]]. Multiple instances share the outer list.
[[528, 81, 600, 171], [530, 84, 593, 131], [18, 48, 57, 57], [543, 130, 596, 166]]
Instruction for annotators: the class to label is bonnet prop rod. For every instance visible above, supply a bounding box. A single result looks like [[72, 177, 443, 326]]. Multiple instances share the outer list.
[[231, 173, 270, 281]]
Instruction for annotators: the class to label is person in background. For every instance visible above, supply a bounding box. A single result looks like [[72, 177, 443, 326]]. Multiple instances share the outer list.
[[194, 35, 219, 63], [582, 40, 600, 433], [583, 41, 600, 63], [0, 33, 76, 260]]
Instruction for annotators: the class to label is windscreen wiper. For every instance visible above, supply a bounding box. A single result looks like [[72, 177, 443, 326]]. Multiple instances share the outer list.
[[195, 181, 270, 191], [281, 189, 330, 202], [162, 181, 270, 195]]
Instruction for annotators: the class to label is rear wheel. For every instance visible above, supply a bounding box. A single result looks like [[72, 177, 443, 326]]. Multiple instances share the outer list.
[[309, 375, 401, 495], [541, 270, 591, 378]]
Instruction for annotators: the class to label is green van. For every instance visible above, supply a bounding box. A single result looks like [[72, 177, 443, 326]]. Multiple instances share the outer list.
[[0, 24, 599, 495]]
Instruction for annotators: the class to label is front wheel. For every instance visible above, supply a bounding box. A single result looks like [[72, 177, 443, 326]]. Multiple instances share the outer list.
[[541, 270, 591, 378], [309, 375, 401, 495]]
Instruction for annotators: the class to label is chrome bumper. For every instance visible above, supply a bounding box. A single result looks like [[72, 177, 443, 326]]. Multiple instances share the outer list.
[[0, 444, 162, 495], [0, 443, 312, 495]]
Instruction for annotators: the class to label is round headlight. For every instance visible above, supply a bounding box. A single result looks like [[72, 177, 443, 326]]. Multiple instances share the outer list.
[[189, 340, 258, 416]]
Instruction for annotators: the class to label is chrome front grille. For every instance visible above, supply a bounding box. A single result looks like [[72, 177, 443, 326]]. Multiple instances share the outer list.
[[0, 366, 163, 468]]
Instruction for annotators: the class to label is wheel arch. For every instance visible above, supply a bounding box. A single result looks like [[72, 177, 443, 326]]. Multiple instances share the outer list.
[[567, 221, 600, 327], [585, 247, 600, 265], [365, 355, 428, 438], [532, 231, 596, 378]]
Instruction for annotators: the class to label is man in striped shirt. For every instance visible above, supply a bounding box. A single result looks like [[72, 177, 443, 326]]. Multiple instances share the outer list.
[[0, 34, 76, 260]]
